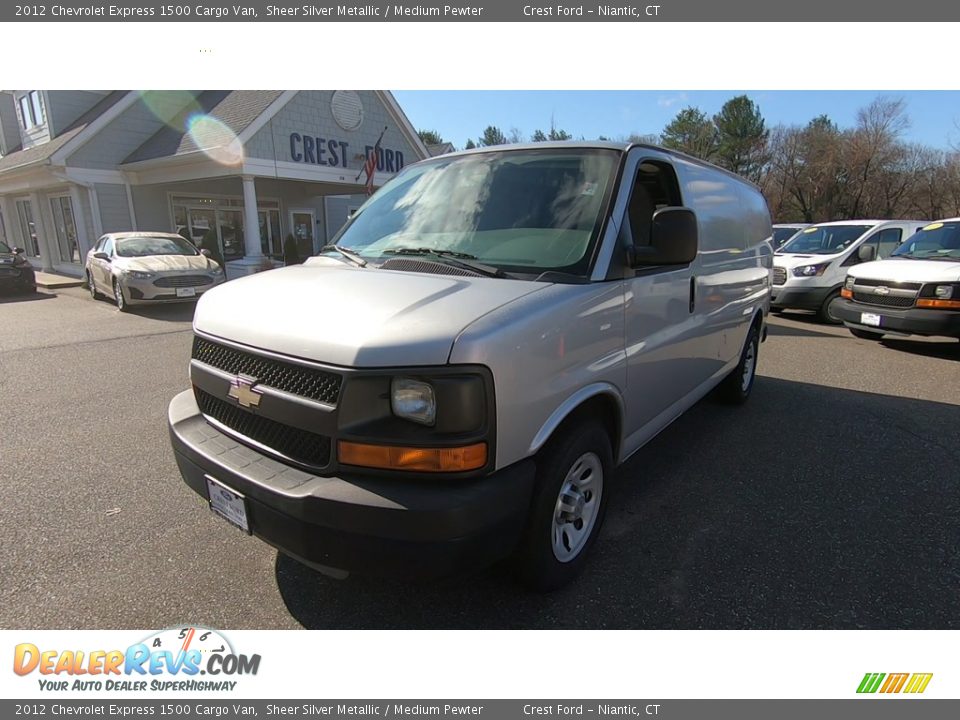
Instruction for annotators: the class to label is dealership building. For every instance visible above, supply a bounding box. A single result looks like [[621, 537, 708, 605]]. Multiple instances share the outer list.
[[0, 90, 428, 278]]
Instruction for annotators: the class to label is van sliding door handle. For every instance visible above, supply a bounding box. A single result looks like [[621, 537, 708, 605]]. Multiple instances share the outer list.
[[689, 277, 696, 313]]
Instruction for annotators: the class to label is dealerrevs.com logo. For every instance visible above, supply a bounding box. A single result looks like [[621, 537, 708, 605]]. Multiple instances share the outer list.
[[857, 673, 933, 694], [13, 626, 261, 692]]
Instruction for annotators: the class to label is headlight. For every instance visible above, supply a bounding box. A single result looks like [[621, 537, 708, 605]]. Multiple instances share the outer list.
[[211, 266, 224, 276], [126, 270, 154, 280], [844, 276, 856, 290], [391, 378, 436, 426], [934, 285, 954, 299], [793, 263, 830, 277]]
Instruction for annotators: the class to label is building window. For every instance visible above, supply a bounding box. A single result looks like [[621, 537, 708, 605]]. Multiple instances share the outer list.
[[171, 195, 280, 263], [18, 91, 45, 130], [49, 195, 80, 263], [14, 199, 39, 257]]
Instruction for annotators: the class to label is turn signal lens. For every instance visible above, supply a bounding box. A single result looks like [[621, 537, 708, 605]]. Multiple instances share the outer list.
[[840, 288, 853, 299], [917, 298, 960, 309], [338, 441, 487, 472]]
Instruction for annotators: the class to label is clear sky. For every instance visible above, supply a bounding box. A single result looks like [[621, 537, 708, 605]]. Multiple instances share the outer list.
[[392, 90, 960, 151]]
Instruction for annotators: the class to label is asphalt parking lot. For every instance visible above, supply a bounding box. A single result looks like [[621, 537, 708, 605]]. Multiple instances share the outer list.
[[1, 286, 958, 629]]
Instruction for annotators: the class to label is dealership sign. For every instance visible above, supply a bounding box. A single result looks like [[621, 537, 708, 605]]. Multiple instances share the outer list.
[[289, 132, 406, 173]]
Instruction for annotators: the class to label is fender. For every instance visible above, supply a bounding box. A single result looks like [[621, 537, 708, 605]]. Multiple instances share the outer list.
[[528, 382, 625, 457]]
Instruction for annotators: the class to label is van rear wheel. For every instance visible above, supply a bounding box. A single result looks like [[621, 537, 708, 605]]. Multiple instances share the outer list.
[[718, 323, 760, 405], [515, 419, 612, 591]]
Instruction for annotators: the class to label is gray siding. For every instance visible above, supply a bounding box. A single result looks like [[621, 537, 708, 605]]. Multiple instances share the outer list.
[[95, 183, 132, 233], [246, 91, 420, 176], [45, 91, 108, 137], [324, 195, 365, 241], [0, 94, 21, 156], [67, 93, 196, 169]]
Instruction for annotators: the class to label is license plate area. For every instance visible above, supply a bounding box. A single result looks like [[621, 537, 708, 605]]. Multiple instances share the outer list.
[[860, 312, 882, 327], [176, 287, 197, 298], [205, 475, 250, 533]]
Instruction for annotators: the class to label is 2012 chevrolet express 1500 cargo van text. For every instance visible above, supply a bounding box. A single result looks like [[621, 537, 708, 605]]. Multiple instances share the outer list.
[[168, 142, 773, 589]]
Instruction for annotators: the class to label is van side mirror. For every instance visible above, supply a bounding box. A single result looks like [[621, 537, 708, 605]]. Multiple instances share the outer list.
[[629, 207, 698, 267], [857, 244, 876, 263], [12, 247, 23, 255]]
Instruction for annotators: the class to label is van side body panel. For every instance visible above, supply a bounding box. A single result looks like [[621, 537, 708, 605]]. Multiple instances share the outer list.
[[448, 281, 628, 470]]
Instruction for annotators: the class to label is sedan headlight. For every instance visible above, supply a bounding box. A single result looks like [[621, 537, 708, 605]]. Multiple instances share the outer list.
[[126, 270, 154, 280], [934, 285, 954, 299], [793, 263, 830, 277], [391, 378, 436, 426], [210, 266, 224, 276]]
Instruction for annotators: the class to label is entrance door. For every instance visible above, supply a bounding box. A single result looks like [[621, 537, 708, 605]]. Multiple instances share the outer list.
[[50, 195, 80, 264], [258, 209, 283, 259], [217, 209, 244, 262], [188, 208, 218, 261], [290, 209, 316, 259]]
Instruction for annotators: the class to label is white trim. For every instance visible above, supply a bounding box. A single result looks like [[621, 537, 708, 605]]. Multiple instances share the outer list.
[[48, 91, 137, 166], [87, 186, 103, 238], [124, 181, 137, 231], [235, 91, 297, 144], [377, 90, 429, 160], [60, 167, 128, 184]]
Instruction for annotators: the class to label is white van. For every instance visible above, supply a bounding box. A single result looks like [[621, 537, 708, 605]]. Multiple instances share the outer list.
[[771, 219, 927, 323], [167, 142, 772, 589], [835, 219, 960, 340]]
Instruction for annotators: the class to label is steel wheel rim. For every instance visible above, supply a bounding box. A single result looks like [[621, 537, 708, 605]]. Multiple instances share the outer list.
[[741, 338, 757, 392], [552, 451, 603, 563], [114, 280, 124, 309]]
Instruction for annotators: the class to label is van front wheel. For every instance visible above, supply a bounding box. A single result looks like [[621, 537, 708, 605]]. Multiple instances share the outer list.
[[818, 290, 843, 324], [515, 419, 612, 591]]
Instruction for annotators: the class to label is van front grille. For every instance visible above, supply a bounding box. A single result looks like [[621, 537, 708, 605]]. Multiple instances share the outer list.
[[194, 387, 331, 469], [192, 336, 342, 405], [851, 292, 915, 308]]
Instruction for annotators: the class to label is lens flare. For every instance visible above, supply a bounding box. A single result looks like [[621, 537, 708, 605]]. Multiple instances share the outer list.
[[138, 90, 201, 129], [186, 114, 244, 166]]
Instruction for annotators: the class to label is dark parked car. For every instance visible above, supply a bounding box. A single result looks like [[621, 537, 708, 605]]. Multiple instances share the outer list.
[[0, 241, 36, 294]]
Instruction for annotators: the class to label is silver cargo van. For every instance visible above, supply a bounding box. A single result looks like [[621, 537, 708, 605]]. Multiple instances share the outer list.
[[168, 142, 773, 589]]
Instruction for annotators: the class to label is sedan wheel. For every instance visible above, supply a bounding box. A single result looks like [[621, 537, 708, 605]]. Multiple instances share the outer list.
[[114, 278, 129, 312]]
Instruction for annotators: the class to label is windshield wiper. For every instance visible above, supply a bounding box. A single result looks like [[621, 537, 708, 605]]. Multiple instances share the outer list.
[[321, 244, 367, 268], [382, 247, 509, 278]]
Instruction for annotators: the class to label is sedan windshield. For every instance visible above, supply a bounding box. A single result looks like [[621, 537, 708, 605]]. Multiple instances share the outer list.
[[780, 225, 873, 254], [892, 222, 960, 260], [116, 236, 199, 257], [332, 148, 620, 276]]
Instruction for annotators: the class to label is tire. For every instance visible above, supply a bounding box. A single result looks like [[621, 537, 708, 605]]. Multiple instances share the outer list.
[[515, 419, 612, 591], [817, 290, 843, 324], [718, 323, 760, 405], [87, 271, 101, 300], [849, 328, 882, 341], [113, 277, 129, 312]]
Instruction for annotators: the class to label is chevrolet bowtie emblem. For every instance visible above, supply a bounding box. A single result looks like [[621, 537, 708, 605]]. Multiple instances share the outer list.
[[874, 286, 890, 295], [227, 375, 263, 409]]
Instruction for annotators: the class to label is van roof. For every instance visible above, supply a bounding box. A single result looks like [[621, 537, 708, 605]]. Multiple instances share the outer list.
[[428, 140, 762, 190], [806, 219, 927, 227]]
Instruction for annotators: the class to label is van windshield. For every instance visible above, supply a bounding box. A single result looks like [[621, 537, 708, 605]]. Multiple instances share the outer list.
[[332, 148, 620, 276], [892, 222, 960, 260], [779, 225, 873, 254]]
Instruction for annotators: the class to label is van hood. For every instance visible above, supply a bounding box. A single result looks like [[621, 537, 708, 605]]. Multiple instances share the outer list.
[[773, 252, 840, 268], [848, 258, 960, 283], [193, 261, 548, 367]]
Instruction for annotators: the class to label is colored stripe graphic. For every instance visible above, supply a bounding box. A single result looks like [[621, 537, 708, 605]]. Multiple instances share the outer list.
[[880, 673, 909, 693], [904, 673, 933, 694], [857, 673, 885, 693]]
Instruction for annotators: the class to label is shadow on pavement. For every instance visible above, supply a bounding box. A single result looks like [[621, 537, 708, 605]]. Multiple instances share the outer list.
[[0, 290, 56, 304], [274, 377, 960, 630], [880, 338, 960, 362]]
